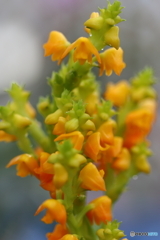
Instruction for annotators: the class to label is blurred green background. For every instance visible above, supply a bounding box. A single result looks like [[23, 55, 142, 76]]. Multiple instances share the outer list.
[[0, 0, 160, 239]]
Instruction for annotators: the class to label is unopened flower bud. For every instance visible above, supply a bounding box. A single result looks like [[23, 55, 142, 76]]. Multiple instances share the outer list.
[[45, 109, 62, 125], [81, 120, 95, 131], [69, 153, 86, 168], [14, 114, 31, 128], [84, 16, 104, 30], [54, 163, 68, 189], [0, 121, 10, 130], [65, 118, 79, 133], [135, 155, 151, 174], [105, 26, 120, 49]]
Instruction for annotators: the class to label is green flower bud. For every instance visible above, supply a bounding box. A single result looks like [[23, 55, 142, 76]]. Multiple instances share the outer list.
[[45, 109, 62, 125], [65, 118, 79, 133], [14, 114, 31, 129], [0, 121, 10, 130], [81, 120, 95, 131], [135, 155, 151, 174], [69, 153, 86, 168], [84, 17, 104, 30], [105, 26, 120, 49]]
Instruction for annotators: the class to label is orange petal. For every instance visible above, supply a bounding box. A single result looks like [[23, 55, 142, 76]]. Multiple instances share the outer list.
[[34, 199, 67, 225], [79, 162, 106, 191]]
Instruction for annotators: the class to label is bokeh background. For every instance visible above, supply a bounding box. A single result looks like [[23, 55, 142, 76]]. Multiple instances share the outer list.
[[0, 0, 160, 239]]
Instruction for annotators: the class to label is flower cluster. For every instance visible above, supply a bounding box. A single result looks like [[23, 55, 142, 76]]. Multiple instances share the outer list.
[[1, 1, 157, 240]]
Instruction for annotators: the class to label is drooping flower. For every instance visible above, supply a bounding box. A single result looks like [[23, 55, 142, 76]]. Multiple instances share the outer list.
[[46, 224, 68, 240], [79, 162, 106, 191], [104, 80, 130, 107], [6, 154, 39, 177], [34, 199, 67, 224], [43, 31, 70, 61], [54, 131, 84, 151], [60, 37, 101, 65], [87, 196, 112, 225], [99, 47, 126, 76]]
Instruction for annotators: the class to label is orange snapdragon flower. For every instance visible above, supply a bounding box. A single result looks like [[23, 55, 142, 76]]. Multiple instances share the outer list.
[[46, 224, 68, 240], [43, 31, 70, 61], [87, 196, 112, 225], [104, 80, 130, 107], [6, 154, 39, 177], [79, 162, 106, 191], [0, 130, 16, 142], [84, 121, 114, 161], [54, 131, 84, 151], [60, 37, 101, 65], [35, 199, 67, 225], [99, 47, 126, 76], [124, 108, 155, 148], [53, 117, 66, 135], [98, 136, 123, 171], [112, 148, 131, 171]]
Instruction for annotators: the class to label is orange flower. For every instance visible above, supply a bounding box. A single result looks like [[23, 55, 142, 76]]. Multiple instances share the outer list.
[[34, 199, 67, 224], [79, 162, 106, 191], [34, 152, 53, 175], [98, 121, 114, 146], [124, 108, 155, 148], [0, 130, 16, 142], [104, 80, 130, 107], [99, 47, 126, 76], [54, 131, 84, 151], [112, 148, 131, 171], [84, 132, 102, 161], [53, 117, 66, 135], [87, 196, 112, 225], [84, 124, 113, 162], [39, 172, 55, 192], [46, 224, 68, 240], [6, 154, 39, 177], [60, 234, 79, 240], [98, 137, 123, 171], [43, 31, 69, 61], [60, 37, 101, 65]]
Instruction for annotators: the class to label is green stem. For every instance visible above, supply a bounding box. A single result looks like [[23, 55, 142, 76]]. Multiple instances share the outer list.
[[17, 133, 35, 155], [28, 120, 55, 153]]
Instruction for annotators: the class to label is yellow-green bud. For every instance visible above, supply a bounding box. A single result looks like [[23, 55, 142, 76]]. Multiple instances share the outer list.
[[79, 113, 90, 125], [117, 231, 126, 238], [45, 109, 62, 125], [81, 120, 95, 131], [136, 155, 151, 174], [37, 101, 49, 112], [65, 118, 79, 133], [14, 114, 31, 128], [53, 163, 68, 189], [96, 229, 105, 240], [104, 229, 112, 235], [84, 17, 104, 30], [0, 121, 10, 130], [69, 153, 87, 168], [105, 26, 120, 49], [99, 113, 109, 121], [105, 18, 115, 25]]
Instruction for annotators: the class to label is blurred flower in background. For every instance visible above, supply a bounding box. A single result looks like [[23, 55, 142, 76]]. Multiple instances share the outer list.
[[0, 0, 160, 239]]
